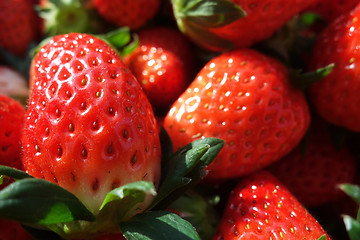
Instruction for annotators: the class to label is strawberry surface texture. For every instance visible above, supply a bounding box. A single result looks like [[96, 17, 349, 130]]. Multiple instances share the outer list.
[[0, 0, 359, 240], [164, 48, 311, 180], [22, 33, 161, 215]]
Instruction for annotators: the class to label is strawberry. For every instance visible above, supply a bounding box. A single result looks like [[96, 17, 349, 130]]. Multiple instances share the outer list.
[[213, 171, 331, 240], [0, 219, 32, 240], [22, 33, 161, 216], [306, 0, 359, 23], [93, 0, 161, 30], [268, 118, 357, 208], [308, 3, 360, 132], [123, 26, 195, 113], [171, 0, 321, 52], [0, 0, 39, 57], [164, 48, 310, 181], [0, 94, 26, 171]]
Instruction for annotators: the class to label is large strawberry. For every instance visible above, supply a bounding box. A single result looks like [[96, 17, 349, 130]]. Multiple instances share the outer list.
[[164, 48, 310, 181], [22, 33, 161, 217], [123, 26, 195, 113], [213, 171, 331, 240], [93, 0, 161, 30], [268, 118, 357, 208], [170, 0, 321, 52], [308, 3, 360, 132], [0, 0, 39, 57], [0, 94, 26, 171]]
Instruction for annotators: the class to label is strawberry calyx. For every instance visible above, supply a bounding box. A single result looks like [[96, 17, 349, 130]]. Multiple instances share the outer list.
[[338, 183, 360, 240], [0, 137, 224, 239], [171, 0, 246, 51], [290, 63, 334, 90], [37, 0, 100, 36]]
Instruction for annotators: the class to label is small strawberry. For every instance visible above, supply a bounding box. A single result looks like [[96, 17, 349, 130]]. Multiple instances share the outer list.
[[268, 118, 357, 208], [22, 32, 161, 219], [308, 3, 360, 132], [171, 0, 321, 52], [0, 0, 39, 57], [164, 48, 310, 181], [0, 219, 32, 240], [124, 26, 195, 113], [0, 94, 26, 171], [93, 0, 161, 30], [306, 0, 359, 23], [213, 171, 331, 240]]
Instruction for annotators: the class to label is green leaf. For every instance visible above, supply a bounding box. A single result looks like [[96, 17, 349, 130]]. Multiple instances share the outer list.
[[99, 27, 132, 49], [291, 63, 334, 90], [98, 181, 157, 222], [167, 190, 219, 240], [172, 0, 245, 51], [317, 234, 327, 240], [0, 165, 33, 180], [343, 215, 360, 240], [120, 211, 201, 240], [149, 138, 224, 210], [173, 0, 246, 28], [339, 184, 360, 205], [0, 178, 95, 224]]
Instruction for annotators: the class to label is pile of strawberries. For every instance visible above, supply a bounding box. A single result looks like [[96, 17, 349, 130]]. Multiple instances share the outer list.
[[1, 0, 360, 239]]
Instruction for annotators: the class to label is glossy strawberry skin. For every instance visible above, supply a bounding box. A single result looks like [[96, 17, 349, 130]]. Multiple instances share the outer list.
[[0, 0, 39, 57], [308, 3, 360, 132], [22, 33, 161, 214], [268, 119, 357, 208], [93, 0, 161, 29], [124, 27, 194, 113], [0, 94, 26, 171], [213, 171, 331, 240], [164, 49, 310, 181]]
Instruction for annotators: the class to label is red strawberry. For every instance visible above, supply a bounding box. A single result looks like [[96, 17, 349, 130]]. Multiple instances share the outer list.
[[0, 0, 39, 57], [171, 0, 321, 52], [0, 219, 32, 240], [93, 0, 161, 30], [0, 94, 26, 171], [124, 26, 195, 113], [268, 118, 357, 208], [164, 48, 310, 181], [22, 33, 161, 216], [306, 0, 359, 23], [308, 3, 360, 132], [213, 171, 331, 240]]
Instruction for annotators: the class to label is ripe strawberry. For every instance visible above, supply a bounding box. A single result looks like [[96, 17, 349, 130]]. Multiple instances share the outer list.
[[164, 48, 310, 181], [22, 33, 161, 215], [0, 0, 39, 57], [93, 0, 161, 30], [268, 118, 357, 208], [0, 94, 26, 171], [308, 3, 360, 132], [0, 219, 32, 240], [306, 0, 359, 23], [123, 26, 195, 113], [213, 171, 331, 240], [171, 0, 321, 52]]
